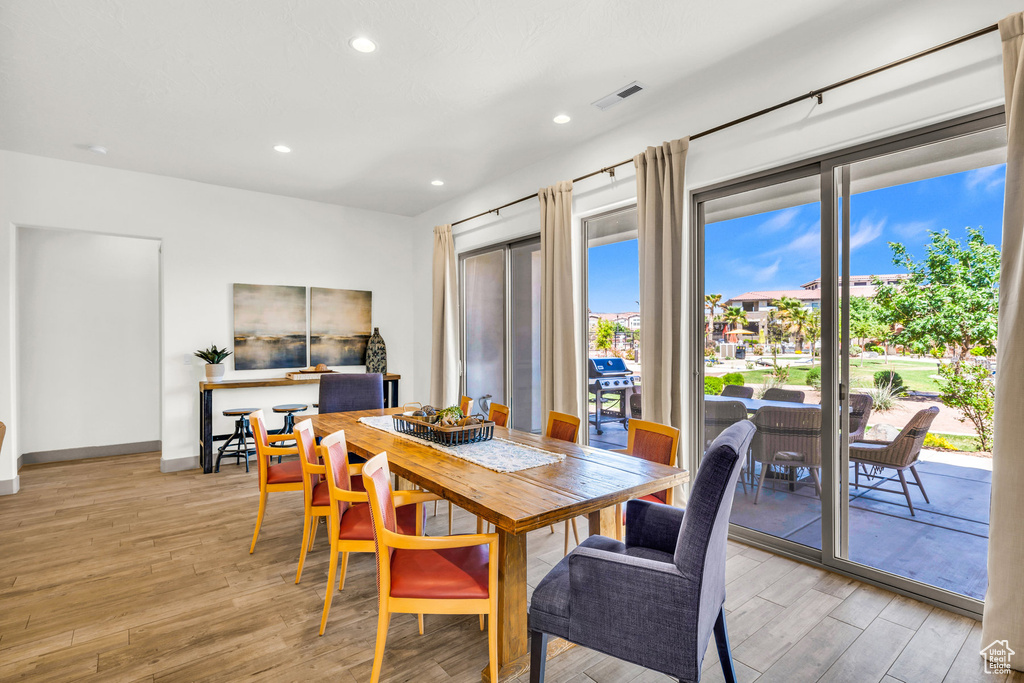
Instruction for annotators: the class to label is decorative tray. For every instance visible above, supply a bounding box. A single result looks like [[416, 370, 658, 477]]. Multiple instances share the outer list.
[[285, 371, 336, 380], [392, 414, 495, 447]]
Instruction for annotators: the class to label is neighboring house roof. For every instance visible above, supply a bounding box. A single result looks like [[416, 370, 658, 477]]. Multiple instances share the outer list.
[[726, 289, 819, 302]]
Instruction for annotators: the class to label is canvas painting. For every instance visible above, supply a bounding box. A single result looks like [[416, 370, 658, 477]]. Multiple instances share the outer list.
[[310, 287, 372, 366], [233, 284, 308, 370]]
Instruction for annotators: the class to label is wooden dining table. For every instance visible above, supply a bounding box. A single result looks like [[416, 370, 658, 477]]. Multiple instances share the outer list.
[[306, 407, 690, 682]]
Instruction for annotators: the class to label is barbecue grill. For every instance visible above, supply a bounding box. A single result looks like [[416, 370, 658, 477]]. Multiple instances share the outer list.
[[588, 357, 636, 434]]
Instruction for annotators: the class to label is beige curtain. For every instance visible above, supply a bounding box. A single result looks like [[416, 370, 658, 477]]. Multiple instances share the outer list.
[[539, 181, 580, 420], [430, 224, 461, 408], [983, 13, 1024, 670], [635, 138, 689, 475]]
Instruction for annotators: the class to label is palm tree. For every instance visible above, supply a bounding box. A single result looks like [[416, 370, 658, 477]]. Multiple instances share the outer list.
[[788, 307, 811, 354], [704, 293, 722, 348], [721, 306, 748, 333], [773, 296, 805, 351]]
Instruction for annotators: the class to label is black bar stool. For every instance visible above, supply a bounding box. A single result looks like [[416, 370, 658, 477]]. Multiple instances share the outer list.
[[270, 403, 308, 463], [215, 408, 258, 473]]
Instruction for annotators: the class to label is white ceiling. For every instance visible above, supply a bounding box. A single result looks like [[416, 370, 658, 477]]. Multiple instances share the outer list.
[[0, 0, 959, 216]]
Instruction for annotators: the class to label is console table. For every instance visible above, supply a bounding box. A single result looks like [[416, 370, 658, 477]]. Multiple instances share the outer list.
[[198, 373, 401, 474]]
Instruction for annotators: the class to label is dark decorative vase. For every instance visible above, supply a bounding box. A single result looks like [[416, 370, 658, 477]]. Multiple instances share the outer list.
[[365, 327, 387, 374]]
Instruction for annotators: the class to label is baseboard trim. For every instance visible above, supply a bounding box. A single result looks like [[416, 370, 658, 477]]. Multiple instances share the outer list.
[[20, 440, 162, 467], [0, 476, 20, 496], [160, 456, 200, 473], [17, 454, 23, 471]]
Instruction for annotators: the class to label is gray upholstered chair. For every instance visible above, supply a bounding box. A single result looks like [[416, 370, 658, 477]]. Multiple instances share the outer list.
[[720, 384, 754, 399], [762, 387, 805, 403], [318, 373, 384, 463], [851, 407, 938, 516], [528, 420, 756, 683], [318, 373, 384, 413]]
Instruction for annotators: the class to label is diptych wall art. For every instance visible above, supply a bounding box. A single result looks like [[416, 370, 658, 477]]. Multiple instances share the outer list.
[[232, 284, 308, 370], [310, 287, 373, 366]]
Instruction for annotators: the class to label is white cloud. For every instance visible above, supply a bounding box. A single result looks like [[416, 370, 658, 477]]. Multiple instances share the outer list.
[[891, 220, 934, 240], [850, 217, 885, 251], [758, 207, 800, 234], [753, 258, 781, 283], [965, 165, 1004, 193]]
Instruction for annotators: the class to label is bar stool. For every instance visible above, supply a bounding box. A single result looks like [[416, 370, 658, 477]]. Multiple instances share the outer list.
[[215, 408, 258, 473], [273, 403, 308, 435]]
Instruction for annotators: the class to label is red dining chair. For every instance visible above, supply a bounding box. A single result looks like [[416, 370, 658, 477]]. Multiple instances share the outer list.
[[612, 418, 681, 540], [318, 430, 430, 635], [487, 402, 510, 427], [248, 410, 303, 554], [362, 451, 498, 683], [546, 411, 582, 555]]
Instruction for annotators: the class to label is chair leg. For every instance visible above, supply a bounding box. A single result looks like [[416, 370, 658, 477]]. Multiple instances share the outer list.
[[614, 503, 623, 541], [433, 500, 438, 516], [809, 468, 822, 498], [754, 462, 769, 505], [241, 417, 251, 473], [369, 608, 391, 683], [530, 630, 550, 683], [713, 607, 738, 683], [307, 514, 319, 551], [319, 541, 338, 636], [740, 464, 748, 495], [249, 490, 267, 554], [897, 470, 916, 516], [854, 462, 860, 489], [487, 609, 498, 683], [295, 513, 313, 584], [910, 465, 930, 504], [448, 502, 453, 536], [338, 552, 349, 590], [417, 614, 424, 635], [479, 614, 485, 631]]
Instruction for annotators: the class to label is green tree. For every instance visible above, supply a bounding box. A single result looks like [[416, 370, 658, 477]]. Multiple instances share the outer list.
[[721, 306, 748, 332], [873, 228, 999, 362], [804, 308, 821, 365], [937, 362, 995, 451], [764, 309, 786, 364], [773, 296, 805, 350], [705, 293, 722, 348], [594, 318, 615, 352]]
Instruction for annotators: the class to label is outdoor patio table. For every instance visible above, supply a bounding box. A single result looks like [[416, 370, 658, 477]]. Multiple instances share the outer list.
[[704, 394, 820, 413]]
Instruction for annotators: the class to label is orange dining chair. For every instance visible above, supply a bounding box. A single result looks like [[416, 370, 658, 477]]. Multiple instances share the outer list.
[[248, 410, 303, 554], [362, 451, 498, 683], [460, 395, 474, 416], [293, 418, 354, 584], [612, 418, 681, 540], [546, 411, 582, 555], [318, 430, 432, 635], [487, 402, 510, 427]]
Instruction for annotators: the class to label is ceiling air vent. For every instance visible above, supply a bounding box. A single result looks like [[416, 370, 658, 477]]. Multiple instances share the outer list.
[[591, 81, 647, 111]]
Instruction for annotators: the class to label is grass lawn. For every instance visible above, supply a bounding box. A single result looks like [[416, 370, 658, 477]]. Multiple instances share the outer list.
[[736, 358, 941, 393]]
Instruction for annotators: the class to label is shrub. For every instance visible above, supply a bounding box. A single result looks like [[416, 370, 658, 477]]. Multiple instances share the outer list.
[[849, 344, 863, 356], [745, 361, 755, 370], [873, 370, 905, 395], [866, 380, 900, 412], [923, 433, 956, 450], [721, 372, 745, 386], [704, 376, 724, 395], [769, 364, 789, 382], [868, 344, 885, 354], [806, 366, 821, 390], [937, 361, 995, 451], [752, 344, 765, 355], [755, 374, 788, 398], [704, 347, 716, 358], [969, 346, 989, 357]]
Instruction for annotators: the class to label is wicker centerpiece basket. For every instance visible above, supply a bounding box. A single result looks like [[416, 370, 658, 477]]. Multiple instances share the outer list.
[[392, 407, 495, 447]]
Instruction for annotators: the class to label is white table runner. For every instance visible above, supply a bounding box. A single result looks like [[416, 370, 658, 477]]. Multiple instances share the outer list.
[[358, 415, 566, 473]]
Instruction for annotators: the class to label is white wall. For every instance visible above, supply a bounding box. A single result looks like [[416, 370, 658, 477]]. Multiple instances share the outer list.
[[16, 228, 161, 454], [0, 151, 416, 490], [409, 1, 1013, 416]]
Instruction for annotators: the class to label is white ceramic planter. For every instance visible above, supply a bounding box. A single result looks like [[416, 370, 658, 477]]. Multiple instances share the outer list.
[[205, 363, 225, 382]]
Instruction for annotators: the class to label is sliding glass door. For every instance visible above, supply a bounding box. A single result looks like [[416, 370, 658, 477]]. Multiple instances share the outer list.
[[695, 108, 1004, 615], [461, 238, 542, 432]]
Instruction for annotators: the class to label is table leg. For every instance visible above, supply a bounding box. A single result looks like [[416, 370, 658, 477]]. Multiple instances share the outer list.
[[587, 507, 616, 538], [201, 388, 213, 474], [482, 529, 529, 682]]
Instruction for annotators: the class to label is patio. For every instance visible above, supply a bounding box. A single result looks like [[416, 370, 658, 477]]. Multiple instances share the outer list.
[[729, 450, 990, 599]]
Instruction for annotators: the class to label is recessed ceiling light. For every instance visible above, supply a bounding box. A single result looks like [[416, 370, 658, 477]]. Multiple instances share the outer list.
[[273, 145, 291, 153], [431, 180, 444, 186], [553, 114, 571, 124], [88, 145, 107, 155], [350, 36, 377, 53]]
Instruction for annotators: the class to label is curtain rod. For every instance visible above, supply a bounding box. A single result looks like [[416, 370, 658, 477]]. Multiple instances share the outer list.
[[449, 21, 999, 228]]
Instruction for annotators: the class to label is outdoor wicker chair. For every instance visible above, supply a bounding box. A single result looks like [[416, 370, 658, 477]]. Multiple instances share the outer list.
[[848, 393, 873, 443], [721, 385, 754, 399], [751, 405, 821, 504], [850, 407, 938, 516], [762, 388, 805, 403], [705, 399, 750, 493]]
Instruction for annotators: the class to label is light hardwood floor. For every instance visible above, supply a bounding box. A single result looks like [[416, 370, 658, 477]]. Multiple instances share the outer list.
[[0, 452, 1017, 683]]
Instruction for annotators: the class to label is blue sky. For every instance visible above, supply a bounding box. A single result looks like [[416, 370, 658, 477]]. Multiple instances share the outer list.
[[586, 164, 1006, 313]]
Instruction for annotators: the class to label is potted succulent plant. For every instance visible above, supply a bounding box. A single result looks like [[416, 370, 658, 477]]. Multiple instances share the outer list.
[[195, 344, 232, 382]]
